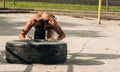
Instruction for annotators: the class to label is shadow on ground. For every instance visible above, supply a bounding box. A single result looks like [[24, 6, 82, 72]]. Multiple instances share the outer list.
[[64, 53, 120, 72], [64, 30, 106, 37], [0, 16, 106, 38], [0, 16, 34, 36], [66, 53, 120, 65], [0, 16, 25, 36], [59, 22, 107, 38], [1, 50, 120, 72]]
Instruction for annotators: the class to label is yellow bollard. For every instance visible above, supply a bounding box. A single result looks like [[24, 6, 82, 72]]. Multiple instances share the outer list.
[[98, 0, 102, 25], [3, 0, 5, 7]]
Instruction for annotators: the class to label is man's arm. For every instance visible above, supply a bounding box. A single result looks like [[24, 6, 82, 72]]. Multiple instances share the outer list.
[[53, 25, 66, 40], [18, 21, 33, 40], [49, 16, 66, 40], [46, 28, 55, 40], [18, 17, 38, 40], [18, 12, 41, 40]]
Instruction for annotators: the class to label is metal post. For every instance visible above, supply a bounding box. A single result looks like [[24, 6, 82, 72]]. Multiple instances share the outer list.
[[13, 0, 15, 5], [3, 0, 5, 7], [106, 0, 109, 12], [98, 0, 102, 25]]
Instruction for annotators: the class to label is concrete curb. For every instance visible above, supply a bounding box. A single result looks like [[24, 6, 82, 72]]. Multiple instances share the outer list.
[[0, 8, 120, 20]]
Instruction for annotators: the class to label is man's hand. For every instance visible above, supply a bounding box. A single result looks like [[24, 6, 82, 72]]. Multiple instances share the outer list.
[[25, 35, 32, 40], [47, 38, 58, 41]]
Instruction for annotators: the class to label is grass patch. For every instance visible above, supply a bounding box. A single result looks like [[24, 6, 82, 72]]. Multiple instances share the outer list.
[[0, 1, 120, 12]]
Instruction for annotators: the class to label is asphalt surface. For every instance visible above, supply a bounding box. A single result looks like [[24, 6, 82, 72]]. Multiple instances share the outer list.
[[0, 13, 120, 72]]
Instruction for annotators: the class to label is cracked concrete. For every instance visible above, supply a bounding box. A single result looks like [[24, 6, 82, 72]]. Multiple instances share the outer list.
[[0, 13, 120, 72], [80, 38, 91, 52]]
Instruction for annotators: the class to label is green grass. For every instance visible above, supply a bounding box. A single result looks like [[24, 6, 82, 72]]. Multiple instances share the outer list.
[[0, 1, 120, 12]]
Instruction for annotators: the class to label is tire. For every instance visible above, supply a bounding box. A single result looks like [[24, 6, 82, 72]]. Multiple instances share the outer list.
[[6, 39, 67, 64]]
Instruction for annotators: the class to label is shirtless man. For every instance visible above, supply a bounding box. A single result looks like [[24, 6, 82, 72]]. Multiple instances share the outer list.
[[18, 12, 65, 41]]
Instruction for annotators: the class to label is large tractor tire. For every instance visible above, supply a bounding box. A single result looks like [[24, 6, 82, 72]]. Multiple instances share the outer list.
[[6, 39, 67, 64]]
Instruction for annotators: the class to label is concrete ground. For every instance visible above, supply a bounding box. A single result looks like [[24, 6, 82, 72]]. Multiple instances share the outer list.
[[0, 13, 120, 72]]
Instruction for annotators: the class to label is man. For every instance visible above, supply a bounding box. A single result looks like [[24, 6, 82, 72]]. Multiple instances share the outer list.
[[18, 11, 65, 41]]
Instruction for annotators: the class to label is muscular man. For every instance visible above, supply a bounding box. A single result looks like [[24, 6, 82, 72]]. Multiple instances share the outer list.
[[18, 12, 65, 41]]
